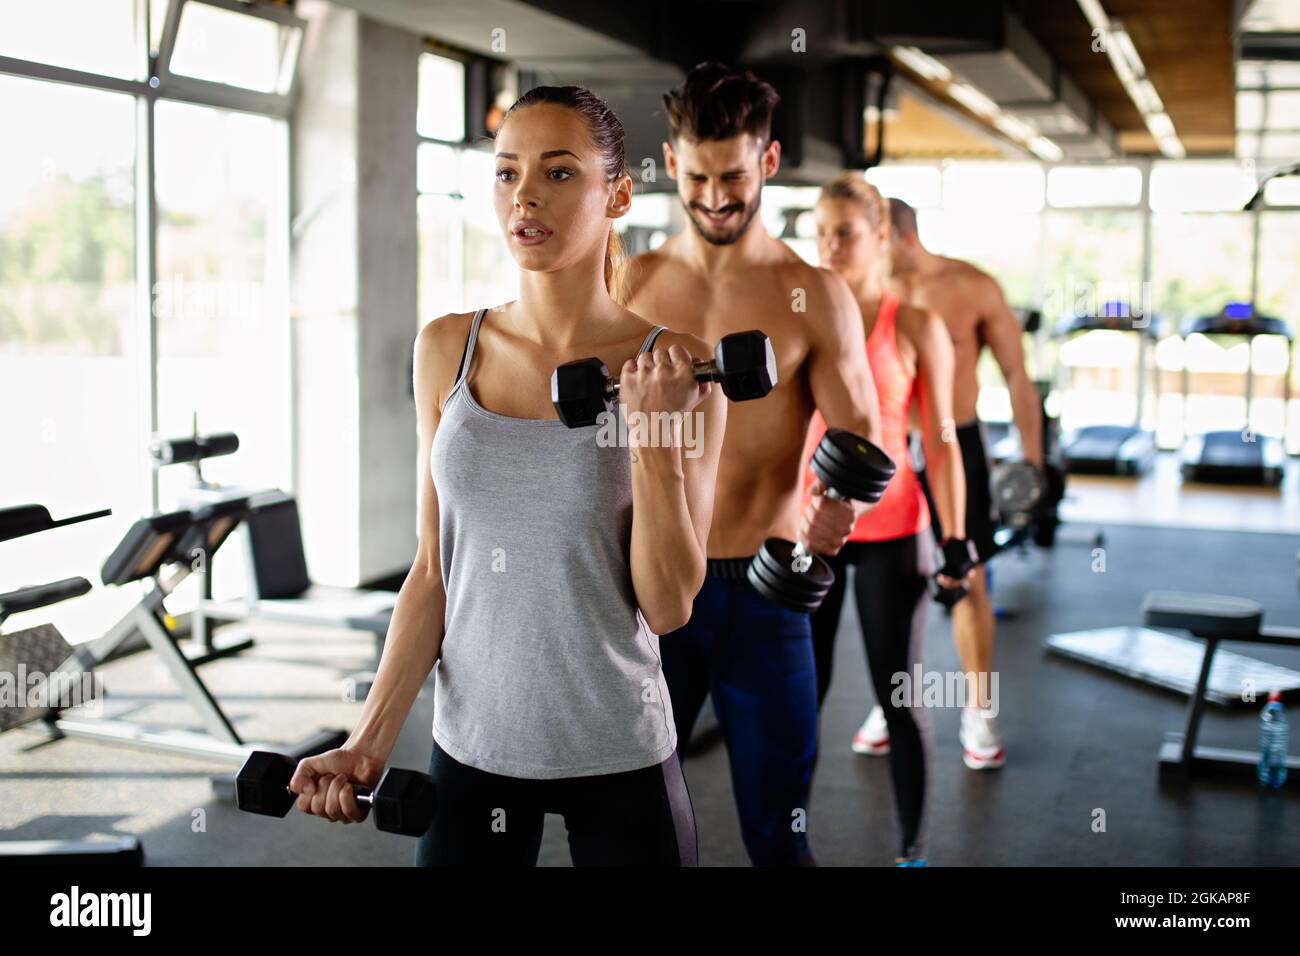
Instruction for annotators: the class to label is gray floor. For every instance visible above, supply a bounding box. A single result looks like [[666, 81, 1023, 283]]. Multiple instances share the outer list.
[[2, 520, 1297, 866]]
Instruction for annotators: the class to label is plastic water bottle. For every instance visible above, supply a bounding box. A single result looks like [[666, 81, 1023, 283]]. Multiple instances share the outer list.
[[1258, 689, 1289, 789]]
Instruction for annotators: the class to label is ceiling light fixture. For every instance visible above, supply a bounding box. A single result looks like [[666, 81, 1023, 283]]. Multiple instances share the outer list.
[[1075, 1, 1186, 158], [891, 46, 952, 84]]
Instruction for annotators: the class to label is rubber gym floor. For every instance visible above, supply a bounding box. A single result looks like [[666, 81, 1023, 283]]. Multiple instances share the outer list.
[[2, 521, 1296, 866]]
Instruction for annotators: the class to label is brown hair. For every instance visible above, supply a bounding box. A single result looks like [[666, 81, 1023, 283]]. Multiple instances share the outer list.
[[820, 172, 888, 232], [662, 62, 780, 144], [889, 197, 919, 240], [498, 85, 630, 304]]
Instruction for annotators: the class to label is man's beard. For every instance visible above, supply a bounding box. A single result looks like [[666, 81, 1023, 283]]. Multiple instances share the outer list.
[[684, 196, 762, 246]]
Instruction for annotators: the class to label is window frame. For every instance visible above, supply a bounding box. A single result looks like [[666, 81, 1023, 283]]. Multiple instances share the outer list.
[[0, 0, 295, 510]]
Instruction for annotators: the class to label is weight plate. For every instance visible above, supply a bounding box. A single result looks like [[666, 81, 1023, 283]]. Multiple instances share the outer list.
[[748, 539, 833, 612]]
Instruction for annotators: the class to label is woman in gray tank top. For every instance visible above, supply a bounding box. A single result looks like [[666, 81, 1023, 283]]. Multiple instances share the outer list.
[[285, 87, 726, 866]]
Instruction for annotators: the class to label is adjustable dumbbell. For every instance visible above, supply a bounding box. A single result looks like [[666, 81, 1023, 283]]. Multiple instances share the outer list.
[[747, 429, 896, 613], [235, 750, 437, 837], [990, 461, 1046, 529], [551, 330, 777, 428]]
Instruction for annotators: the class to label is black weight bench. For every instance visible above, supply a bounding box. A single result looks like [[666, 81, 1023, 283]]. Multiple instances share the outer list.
[[1143, 590, 1300, 787], [202, 493, 395, 700]]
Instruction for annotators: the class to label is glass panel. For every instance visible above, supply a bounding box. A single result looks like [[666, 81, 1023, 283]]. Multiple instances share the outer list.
[[459, 149, 514, 308], [418, 194, 461, 324], [417, 143, 459, 195], [921, 210, 1041, 307], [1264, 176, 1300, 206], [154, 101, 291, 533], [0, 75, 143, 638], [1256, 212, 1300, 319], [864, 165, 942, 209], [1150, 213, 1253, 323], [169, 1, 292, 93], [1150, 211, 1259, 445], [1041, 210, 1147, 435], [0, 0, 141, 79], [622, 193, 672, 228], [418, 53, 466, 142], [1255, 211, 1300, 452], [1040, 210, 1144, 325], [1238, 60, 1300, 89], [1238, 90, 1300, 131], [1260, 132, 1300, 157], [759, 185, 818, 238], [941, 163, 1044, 213], [1149, 162, 1256, 212], [1046, 166, 1142, 208], [1237, 91, 1264, 131]]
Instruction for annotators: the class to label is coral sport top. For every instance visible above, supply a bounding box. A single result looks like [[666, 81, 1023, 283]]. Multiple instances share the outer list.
[[801, 293, 929, 542]]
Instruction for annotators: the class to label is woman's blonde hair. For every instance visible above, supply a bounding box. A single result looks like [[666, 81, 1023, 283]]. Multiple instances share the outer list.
[[605, 228, 627, 306], [820, 171, 888, 231], [819, 171, 891, 281]]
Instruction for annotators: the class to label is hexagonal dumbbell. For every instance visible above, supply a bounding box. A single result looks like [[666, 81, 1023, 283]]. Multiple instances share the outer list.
[[551, 330, 778, 428], [236, 750, 437, 837]]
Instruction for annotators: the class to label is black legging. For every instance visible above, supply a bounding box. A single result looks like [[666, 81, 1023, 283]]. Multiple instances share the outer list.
[[811, 532, 933, 858], [415, 741, 698, 866]]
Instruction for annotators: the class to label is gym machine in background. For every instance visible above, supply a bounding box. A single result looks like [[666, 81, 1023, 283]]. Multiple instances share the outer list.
[[1179, 302, 1292, 486], [31, 496, 347, 770], [148, 424, 395, 700], [1055, 301, 1161, 477], [0, 503, 144, 865]]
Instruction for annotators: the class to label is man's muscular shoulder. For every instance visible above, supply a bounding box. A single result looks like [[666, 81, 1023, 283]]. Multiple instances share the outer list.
[[779, 256, 852, 320], [624, 245, 675, 290], [937, 256, 1000, 299]]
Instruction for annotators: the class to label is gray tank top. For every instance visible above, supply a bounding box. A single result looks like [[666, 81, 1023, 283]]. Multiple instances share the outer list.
[[429, 308, 677, 778]]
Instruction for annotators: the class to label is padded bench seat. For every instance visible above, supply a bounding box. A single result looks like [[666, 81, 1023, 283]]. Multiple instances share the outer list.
[[1141, 591, 1264, 639]]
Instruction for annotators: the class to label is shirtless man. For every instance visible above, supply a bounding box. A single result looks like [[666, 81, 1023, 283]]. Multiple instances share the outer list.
[[887, 198, 1042, 770], [624, 62, 883, 866]]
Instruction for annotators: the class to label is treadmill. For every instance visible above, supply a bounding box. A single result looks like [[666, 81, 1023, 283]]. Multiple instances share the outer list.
[[1179, 302, 1292, 485], [1056, 301, 1160, 475]]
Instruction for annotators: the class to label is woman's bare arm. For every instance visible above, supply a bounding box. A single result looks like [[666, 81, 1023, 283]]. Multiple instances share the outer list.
[[343, 314, 468, 764], [626, 332, 725, 634]]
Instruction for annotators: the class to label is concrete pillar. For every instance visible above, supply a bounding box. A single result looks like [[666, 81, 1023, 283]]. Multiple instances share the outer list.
[[292, 1, 419, 586]]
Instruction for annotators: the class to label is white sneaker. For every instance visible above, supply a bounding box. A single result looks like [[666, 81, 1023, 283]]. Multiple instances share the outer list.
[[850, 705, 890, 756], [960, 707, 1005, 770]]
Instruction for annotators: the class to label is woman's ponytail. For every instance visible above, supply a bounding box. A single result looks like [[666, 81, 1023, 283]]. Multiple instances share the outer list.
[[605, 228, 627, 305]]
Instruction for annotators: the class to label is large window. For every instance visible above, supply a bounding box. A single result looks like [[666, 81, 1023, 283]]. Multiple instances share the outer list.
[[417, 140, 518, 323], [0, 0, 297, 635], [154, 100, 291, 506], [0, 0, 142, 80], [416, 56, 518, 326], [0, 75, 141, 624], [1042, 209, 1147, 434], [768, 158, 1299, 454]]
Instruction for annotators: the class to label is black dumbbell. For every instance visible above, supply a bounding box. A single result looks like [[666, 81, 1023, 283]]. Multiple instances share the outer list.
[[551, 330, 777, 428], [235, 750, 437, 837], [931, 537, 978, 608], [990, 461, 1046, 529], [747, 429, 896, 612]]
